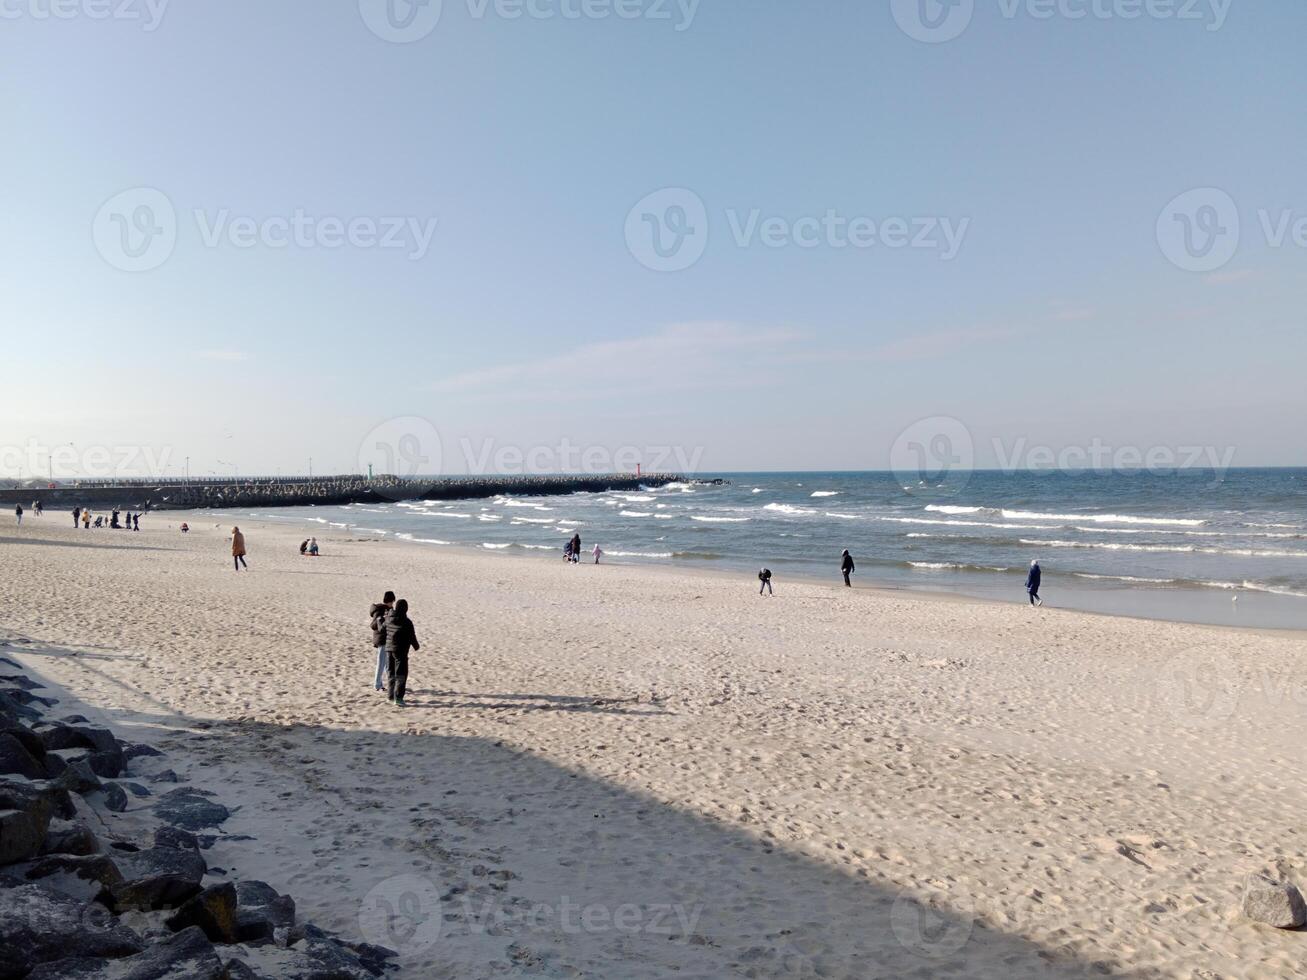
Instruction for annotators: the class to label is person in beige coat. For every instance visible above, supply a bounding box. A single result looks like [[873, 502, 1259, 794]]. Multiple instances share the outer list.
[[231, 527, 248, 571]]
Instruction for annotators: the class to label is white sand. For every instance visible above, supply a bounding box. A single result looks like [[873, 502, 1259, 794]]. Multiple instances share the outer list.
[[2, 514, 1306, 978]]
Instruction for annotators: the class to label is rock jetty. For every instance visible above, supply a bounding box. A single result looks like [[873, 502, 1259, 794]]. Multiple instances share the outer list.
[[0, 644, 396, 979]]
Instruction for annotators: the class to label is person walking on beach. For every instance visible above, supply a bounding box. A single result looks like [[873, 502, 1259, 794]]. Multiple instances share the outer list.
[[369, 591, 395, 692], [133, 513, 140, 531], [14, 504, 22, 527], [231, 526, 248, 571], [1026, 559, 1043, 606], [570, 532, 582, 565], [33, 501, 42, 518], [841, 549, 855, 587], [384, 599, 420, 707], [592, 543, 603, 564], [72, 506, 81, 528], [758, 567, 773, 596]]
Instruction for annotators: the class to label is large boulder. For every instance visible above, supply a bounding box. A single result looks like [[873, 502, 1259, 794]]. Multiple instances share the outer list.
[[49, 757, 101, 795], [109, 846, 206, 911], [0, 778, 57, 866], [234, 879, 296, 942], [25, 925, 227, 980], [154, 789, 230, 831], [1241, 872, 1307, 928], [165, 881, 239, 943], [0, 733, 44, 779], [102, 782, 130, 813], [0, 725, 45, 760], [0, 882, 143, 979], [42, 818, 100, 857]]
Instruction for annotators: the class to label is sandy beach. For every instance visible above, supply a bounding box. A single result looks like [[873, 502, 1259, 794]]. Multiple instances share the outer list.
[[2, 514, 1305, 978]]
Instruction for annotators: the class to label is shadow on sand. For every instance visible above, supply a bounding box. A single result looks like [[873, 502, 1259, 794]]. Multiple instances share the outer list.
[[7, 644, 1133, 980]]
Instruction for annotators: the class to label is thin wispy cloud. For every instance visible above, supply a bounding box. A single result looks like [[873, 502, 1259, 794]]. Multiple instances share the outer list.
[[197, 350, 251, 362], [429, 323, 800, 401]]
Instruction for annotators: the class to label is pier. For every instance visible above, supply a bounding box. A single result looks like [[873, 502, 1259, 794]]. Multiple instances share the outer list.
[[0, 474, 713, 512]]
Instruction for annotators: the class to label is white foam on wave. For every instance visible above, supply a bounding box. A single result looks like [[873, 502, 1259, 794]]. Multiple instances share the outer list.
[[924, 505, 983, 515], [605, 549, 674, 559], [810, 491, 840, 498], [396, 533, 450, 545], [1020, 538, 1307, 559], [763, 503, 817, 516], [1074, 573, 1177, 584], [482, 543, 511, 550], [880, 516, 1056, 531], [620, 511, 653, 518], [422, 512, 473, 519], [478, 515, 502, 522], [690, 515, 749, 523], [1004, 509, 1204, 527], [825, 512, 860, 520], [513, 517, 555, 525]]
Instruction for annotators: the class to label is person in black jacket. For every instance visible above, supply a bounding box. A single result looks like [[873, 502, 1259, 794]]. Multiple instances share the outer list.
[[72, 506, 81, 528], [1026, 559, 1043, 606], [841, 550, 855, 587], [758, 567, 773, 596], [570, 532, 582, 564], [369, 591, 395, 692], [384, 599, 420, 706]]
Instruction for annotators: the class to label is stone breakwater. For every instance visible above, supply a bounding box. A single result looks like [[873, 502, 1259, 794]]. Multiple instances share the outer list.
[[0, 637, 397, 980], [0, 474, 717, 512]]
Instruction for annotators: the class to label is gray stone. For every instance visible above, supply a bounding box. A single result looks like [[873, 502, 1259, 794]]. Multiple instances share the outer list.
[[41, 818, 100, 857], [154, 789, 230, 831], [0, 882, 143, 978], [0, 778, 55, 867], [51, 757, 101, 795], [1241, 872, 1307, 929], [0, 725, 45, 760], [122, 743, 164, 761], [153, 826, 200, 852], [25, 924, 226, 980], [234, 879, 296, 942], [165, 881, 239, 943], [102, 782, 130, 812], [110, 846, 206, 911], [0, 733, 44, 779]]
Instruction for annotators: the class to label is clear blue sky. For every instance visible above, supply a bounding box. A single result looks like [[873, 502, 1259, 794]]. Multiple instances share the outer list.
[[2, 0, 1303, 478]]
